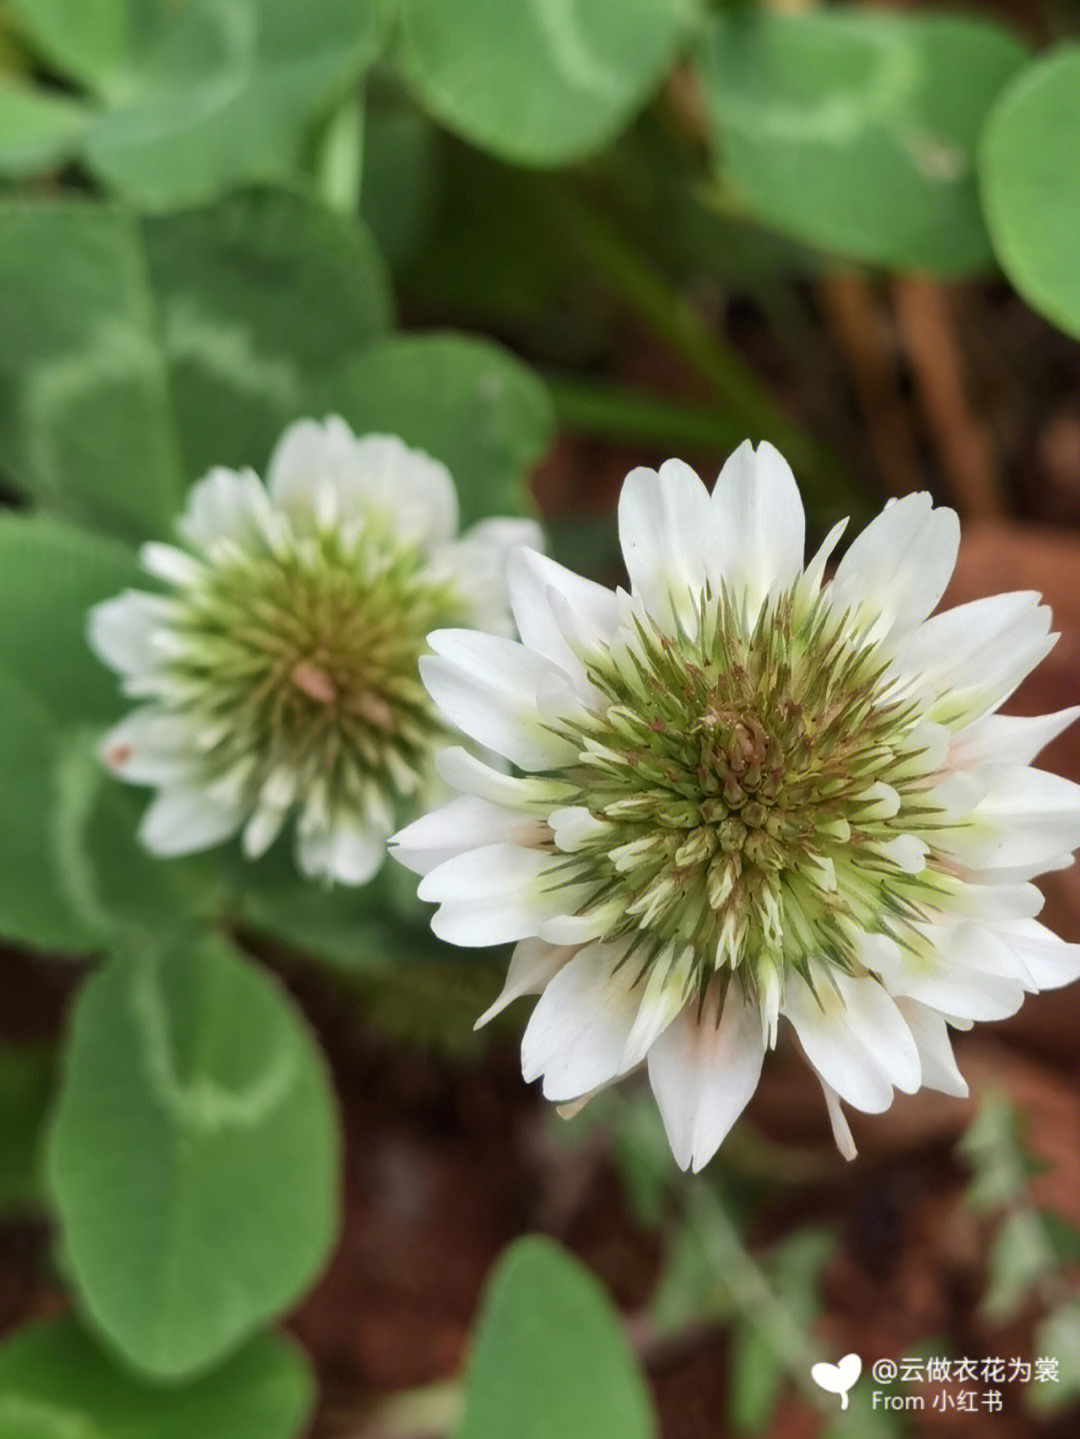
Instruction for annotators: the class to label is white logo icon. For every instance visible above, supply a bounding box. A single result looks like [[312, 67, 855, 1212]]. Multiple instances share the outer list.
[[811, 1353, 863, 1409]]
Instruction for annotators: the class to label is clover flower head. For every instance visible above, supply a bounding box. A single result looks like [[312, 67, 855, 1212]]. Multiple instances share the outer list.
[[393, 443, 1080, 1168], [89, 417, 541, 885]]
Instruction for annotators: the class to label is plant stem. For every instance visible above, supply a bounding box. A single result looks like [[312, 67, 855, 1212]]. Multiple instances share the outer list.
[[683, 1180, 828, 1406], [531, 177, 866, 525], [545, 371, 750, 456]]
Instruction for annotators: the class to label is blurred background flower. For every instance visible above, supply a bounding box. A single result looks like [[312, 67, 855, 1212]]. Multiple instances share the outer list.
[[89, 417, 540, 883]]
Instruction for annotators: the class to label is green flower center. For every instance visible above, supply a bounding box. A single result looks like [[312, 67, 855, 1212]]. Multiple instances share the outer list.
[[161, 526, 465, 801], [549, 586, 947, 998]]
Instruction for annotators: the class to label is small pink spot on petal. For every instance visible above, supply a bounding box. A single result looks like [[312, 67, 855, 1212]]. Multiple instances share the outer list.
[[105, 744, 132, 769], [292, 662, 338, 704]]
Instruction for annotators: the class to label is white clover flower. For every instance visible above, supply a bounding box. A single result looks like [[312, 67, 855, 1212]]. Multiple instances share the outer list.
[[393, 443, 1080, 1169], [89, 417, 542, 885]]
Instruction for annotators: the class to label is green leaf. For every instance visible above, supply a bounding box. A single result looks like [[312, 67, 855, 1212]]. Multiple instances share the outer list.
[[142, 190, 393, 479], [0, 1044, 54, 1216], [0, 1318, 315, 1439], [51, 733, 231, 943], [396, 0, 697, 166], [0, 202, 183, 539], [960, 1091, 1032, 1213], [1030, 1301, 1080, 1414], [0, 191, 392, 542], [698, 10, 1028, 274], [598, 117, 828, 292], [230, 821, 427, 967], [0, 515, 138, 725], [84, 1, 389, 209], [329, 332, 554, 527], [822, 1382, 907, 1439], [3, 0, 146, 99], [359, 101, 442, 273], [1041, 1210, 1080, 1265], [457, 1236, 656, 1439], [728, 1228, 832, 1432], [982, 1208, 1055, 1322], [0, 516, 143, 950], [979, 46, 1080, 339], [0, 671, 95, 951], [47, 937, 340, 1380], [5, 3, 390, 204], [0, 81, 93, 174], [0, 517, 228, 950], [398, 146, 580, 327], [651, 1221, 733, 1333]]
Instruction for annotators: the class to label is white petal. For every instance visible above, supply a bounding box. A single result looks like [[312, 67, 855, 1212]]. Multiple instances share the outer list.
[[140, 542, 206, 589], [87, 591, 174, 679], [296, 807, 387, 885], [617, 459, 714, 630], [294, 824, 332, 881], [931, 766, 989, 822], [709, 441, 806, 615], [440, 519, 547, 637], [434, 745, 572, 810], [951, 706, 1080, 768], [241, 801, 289, 859], [893, 998, 968, 1097], [391, 795, 547, 876], [993, 918, 1080, 992], [853, 780, 900, 821], [891, 720, 951, 780], [421, 630, 578, 771], [936, 764, 1080, 872], [549, 805, 610, 853], [934, 919, 1036, 989], [350, 431, 459, 548], [475, 939, 576, 1027], [265, 417, 347, 531], [863, 926, 1026, 1021], [961, 852, 1076, 885], [620, 945, 696, 1070], [537, 906, 623, 945], [419, 843, 591, 947], [138, 786, 244, 854], [521, 942, 644, 1102], [797, 518, 849, 600], [176, 466, 272, 553], [267, 420, 459, 548], [890, 591, 1053, 721], [466, 517, 546, 552], [327, 818, 388, 885], [647, 977, 765, 1173], [818, 1080, 858, 1161], [874, 834, 928, 873], [556, 1091, 602, 1120], [99, 707, 204, 786], [829, 492, 959, 637], [506, 546, 618, 681], [784, 968, 920, 1111], [936, 881, 1044, 923]]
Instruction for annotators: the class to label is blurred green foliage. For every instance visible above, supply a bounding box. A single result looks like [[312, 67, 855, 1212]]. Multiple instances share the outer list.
[[962, 1092, 1080, 1416], [2, 1, 1080, 1434], [0, 1319, 314, 1438], [457, 1236, 657, 1439]]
